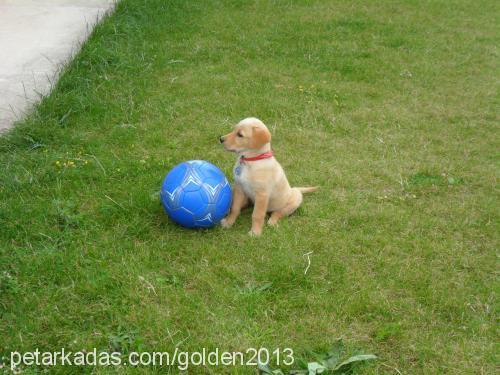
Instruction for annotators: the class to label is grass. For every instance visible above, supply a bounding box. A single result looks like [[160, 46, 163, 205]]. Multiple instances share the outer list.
[[0, 0, 498, 373]]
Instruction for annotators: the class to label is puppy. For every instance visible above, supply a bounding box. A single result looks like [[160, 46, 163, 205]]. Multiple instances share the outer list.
[[219, 117, 317, 236]]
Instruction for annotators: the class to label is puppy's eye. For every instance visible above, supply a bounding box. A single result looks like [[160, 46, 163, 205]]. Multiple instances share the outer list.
[[237, 132, 244, 138]]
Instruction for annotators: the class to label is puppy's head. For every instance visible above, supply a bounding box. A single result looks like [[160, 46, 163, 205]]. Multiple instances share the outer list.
[[219, 117, 271, 153]]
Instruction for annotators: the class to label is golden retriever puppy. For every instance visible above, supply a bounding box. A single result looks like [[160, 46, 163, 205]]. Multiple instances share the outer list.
[[219, 117, 317, 236]]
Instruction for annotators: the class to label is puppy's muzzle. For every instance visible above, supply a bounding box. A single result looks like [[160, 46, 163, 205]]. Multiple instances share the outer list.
[[219, 136, 225, 143]]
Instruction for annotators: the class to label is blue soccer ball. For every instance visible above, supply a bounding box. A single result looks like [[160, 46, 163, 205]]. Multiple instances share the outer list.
[[160, 160, 232, 228]]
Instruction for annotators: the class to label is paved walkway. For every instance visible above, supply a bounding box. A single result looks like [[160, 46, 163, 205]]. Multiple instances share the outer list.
[[0, 0, 115, 132]]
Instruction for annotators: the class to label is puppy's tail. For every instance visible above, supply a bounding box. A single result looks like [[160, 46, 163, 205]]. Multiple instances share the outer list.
[[296, 186, 319, 194]]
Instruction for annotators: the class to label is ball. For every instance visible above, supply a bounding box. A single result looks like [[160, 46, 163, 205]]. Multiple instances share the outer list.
[[160, 160, 232, 228]]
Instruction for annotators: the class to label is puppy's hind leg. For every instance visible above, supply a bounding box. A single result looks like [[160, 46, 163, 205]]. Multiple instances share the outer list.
[[268, 188, 303, 226]]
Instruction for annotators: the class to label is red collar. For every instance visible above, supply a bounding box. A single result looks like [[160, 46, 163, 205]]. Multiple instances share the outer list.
[[240, 150, 274, 163]]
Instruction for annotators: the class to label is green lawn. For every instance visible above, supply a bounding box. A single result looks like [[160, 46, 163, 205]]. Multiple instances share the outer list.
[[1, 0, 498, 373]]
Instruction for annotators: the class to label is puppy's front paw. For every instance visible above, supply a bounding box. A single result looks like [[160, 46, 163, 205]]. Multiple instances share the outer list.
[[248, 228, 262, 237], [220, 218, 233, 228]]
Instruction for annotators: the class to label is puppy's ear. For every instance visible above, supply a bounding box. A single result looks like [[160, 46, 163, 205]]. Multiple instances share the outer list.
[[250, 126, 271, 149]]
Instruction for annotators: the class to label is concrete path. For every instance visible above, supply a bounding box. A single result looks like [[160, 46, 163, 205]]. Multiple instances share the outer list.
[[0, 0, 115, 132]]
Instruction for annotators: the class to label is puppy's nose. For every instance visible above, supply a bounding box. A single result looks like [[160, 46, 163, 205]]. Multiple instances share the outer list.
[[219, 136, 225, 143]]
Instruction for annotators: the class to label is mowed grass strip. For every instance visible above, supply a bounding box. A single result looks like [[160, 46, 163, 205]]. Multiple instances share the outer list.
[[0, 0, 498, 373]]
